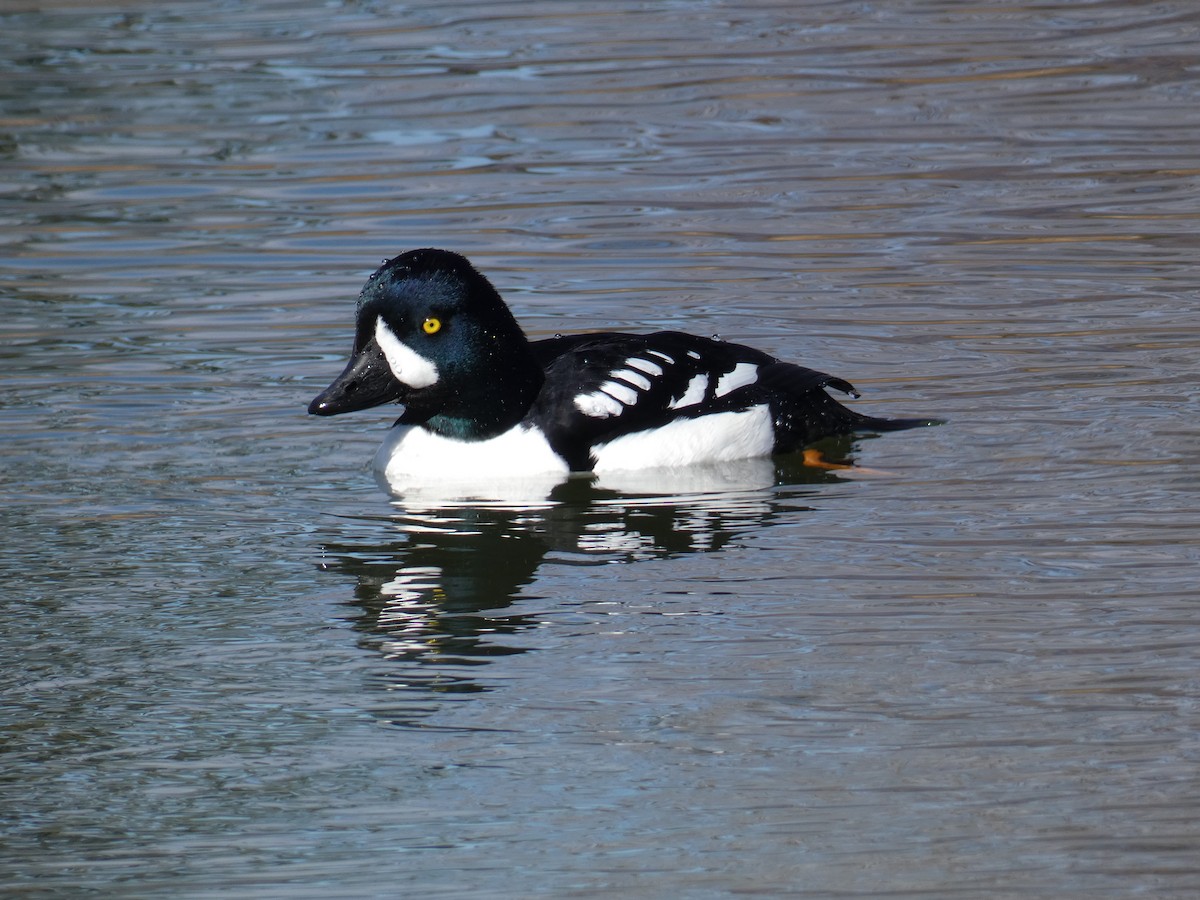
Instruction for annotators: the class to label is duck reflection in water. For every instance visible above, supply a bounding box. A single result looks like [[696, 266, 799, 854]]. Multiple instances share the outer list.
[[317, 442, 864, 725]]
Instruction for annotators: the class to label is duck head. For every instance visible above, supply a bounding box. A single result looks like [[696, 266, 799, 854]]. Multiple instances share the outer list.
[[308, 249, 544, 441]]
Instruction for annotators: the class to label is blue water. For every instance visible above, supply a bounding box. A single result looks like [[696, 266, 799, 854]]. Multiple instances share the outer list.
[[3, 1, 1200, 896]]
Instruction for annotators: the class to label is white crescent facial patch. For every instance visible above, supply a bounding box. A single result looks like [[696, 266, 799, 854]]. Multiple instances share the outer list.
[[374, 319, 439, 389]]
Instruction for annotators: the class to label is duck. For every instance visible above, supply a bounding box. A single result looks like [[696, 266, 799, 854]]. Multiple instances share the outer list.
[[308, 249, 938, 482]]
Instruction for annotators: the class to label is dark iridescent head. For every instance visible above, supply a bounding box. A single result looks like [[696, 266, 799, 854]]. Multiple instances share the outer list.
[[309, 249, 543, 440]]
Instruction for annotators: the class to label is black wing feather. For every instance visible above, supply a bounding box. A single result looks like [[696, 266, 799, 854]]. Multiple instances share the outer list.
[[525, 331, 931, 470], [527, 332, 774, 468]]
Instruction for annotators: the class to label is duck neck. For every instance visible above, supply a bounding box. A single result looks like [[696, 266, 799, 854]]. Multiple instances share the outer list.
[[422, 346, 544, 441]]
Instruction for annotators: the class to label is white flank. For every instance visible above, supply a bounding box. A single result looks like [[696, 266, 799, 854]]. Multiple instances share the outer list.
[[611, 368, 652, 391], [574, 390, 625, 418], [714, 362, 759, 398], [647, 350, 675, 364], [374, 319, 439, 389], [594, 456, 776, 497], [592, 405, 774, 472], [624, 357, 664, 378], [668, 373, 708, 410], [375, 423, 569, 479]]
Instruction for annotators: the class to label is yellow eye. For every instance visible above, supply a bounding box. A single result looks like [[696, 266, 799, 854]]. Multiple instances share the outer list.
[[422, 317, 441, 335]]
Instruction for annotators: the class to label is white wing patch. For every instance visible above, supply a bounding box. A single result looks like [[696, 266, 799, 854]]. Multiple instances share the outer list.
[[572, 352, 758, 419], [573, 363, 660, 419], [624, 357, 664, 378], [668, 373, 708, 410], [611, 368, 652, 391], [714, 362, 759, 398], [598, 380, 639, 406], [574, 390, 625, 418], [375, 319, 439, 389]]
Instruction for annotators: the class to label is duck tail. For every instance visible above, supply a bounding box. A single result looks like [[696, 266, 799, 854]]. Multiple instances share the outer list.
[[760, 362, 942, 449], [848, 411, 944, 433]]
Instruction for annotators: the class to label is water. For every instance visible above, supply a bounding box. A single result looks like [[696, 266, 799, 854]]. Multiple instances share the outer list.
[[3, 1, 1200, 895]]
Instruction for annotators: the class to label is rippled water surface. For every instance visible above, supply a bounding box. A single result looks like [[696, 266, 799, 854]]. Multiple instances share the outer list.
[[3, 1, 1200, 896]]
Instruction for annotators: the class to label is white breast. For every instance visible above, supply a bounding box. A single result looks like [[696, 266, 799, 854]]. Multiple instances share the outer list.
[[374, 423, 570, 481]]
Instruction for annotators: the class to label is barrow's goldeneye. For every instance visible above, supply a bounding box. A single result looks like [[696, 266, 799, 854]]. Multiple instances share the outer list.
[[308, 249, 937, 480]]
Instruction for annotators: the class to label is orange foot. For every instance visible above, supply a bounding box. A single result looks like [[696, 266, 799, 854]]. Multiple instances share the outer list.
[[802, 448, 853, 470], [802, 449, 895, 476]]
